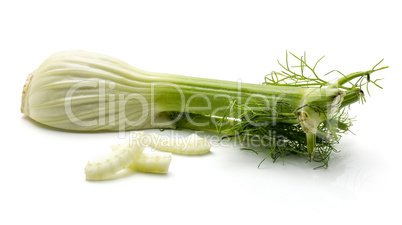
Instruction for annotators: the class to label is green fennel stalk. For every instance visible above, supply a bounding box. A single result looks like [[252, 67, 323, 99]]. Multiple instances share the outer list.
[[213, 52, 386, 168]]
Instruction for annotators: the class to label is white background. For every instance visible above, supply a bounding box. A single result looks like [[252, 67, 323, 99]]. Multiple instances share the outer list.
[[1, 0, 401, 224]]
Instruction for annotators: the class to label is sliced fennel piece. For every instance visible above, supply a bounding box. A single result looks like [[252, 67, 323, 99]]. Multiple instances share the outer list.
[[111, 144, 172, 174], [150, 133, 212, 155], [85, 132, 146, 180], [129, 152, 172, 174]]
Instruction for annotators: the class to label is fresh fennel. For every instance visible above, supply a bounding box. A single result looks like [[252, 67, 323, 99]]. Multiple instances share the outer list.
[[21, 50, 387, 168]]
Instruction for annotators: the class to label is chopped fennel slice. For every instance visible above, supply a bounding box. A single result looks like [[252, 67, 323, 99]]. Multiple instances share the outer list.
[[85, 132, 146, 180], [85, 132, 212, 180], [129, 151, 172, 174], [111, 144, 172, 174], [150, 133, 212, 155]]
